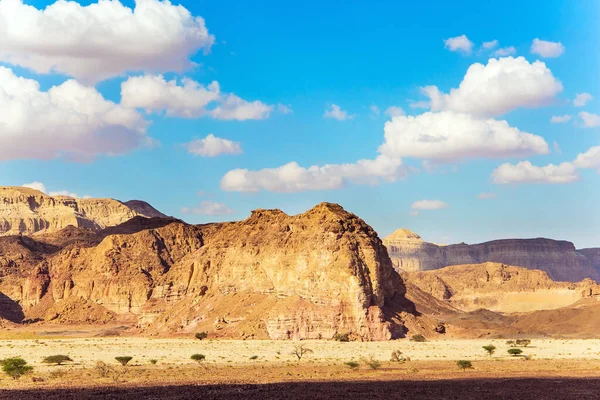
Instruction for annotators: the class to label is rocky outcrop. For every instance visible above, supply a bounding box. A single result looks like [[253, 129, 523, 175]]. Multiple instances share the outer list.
[[0, 203, 412, 340], [0, 187, 166, 236], [384, 228, 600, 282]]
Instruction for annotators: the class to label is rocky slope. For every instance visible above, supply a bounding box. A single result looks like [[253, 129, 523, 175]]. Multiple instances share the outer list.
[[0, 187, 166, 236], [383, 229, 600, 282], [0, 203, 417, 340]]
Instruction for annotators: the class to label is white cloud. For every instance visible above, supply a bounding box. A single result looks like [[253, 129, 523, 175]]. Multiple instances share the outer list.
[[0, 0, 214, 83], [573, 93, 593, 107], [477, 192, 497, 199], [579, 112, 600, 128], [444, 35, 474, 54], [378, 111, 549, 162], [421, 57, 563, 117], [553, 141, 561, 154], [22, 182, 47, 193], [22, 182, 87, 198], [385, 106, 405, 117], [410, 200, 448, 216], [573, 146, 600, 172], [409, 100, 430, 110], [482, 40, 498, 50], [49, 190, 80, 198], [220, 154, 406, 193], [531, 39, 565, 58], [370, 105, 380, 117], [324, 104, 354, 121], [184, 134, 242, 157], [277, 103, 293, 115], [492, 161, 580, 184], [121, 75, 273, 120], [0, 66, 148, 161], [551, 115, 571, 124], [181, 200, 234, 216], [493, 46, 516, 57]]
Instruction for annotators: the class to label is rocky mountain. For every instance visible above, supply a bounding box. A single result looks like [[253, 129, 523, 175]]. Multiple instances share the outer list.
[[383, 228, 600, 282], [0, 187, 166, 236], [0, 203, 418, 340]]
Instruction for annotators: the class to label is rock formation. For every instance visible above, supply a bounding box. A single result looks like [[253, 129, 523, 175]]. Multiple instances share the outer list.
[[0, 203, 413, 340], [383, 228, 600, 282], [0, 187, 166, 236]]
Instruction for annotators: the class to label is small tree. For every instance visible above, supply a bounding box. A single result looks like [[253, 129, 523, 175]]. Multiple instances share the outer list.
[[482, 345, 496, 357], [508, 348, 523, 356], [516, 339, 531, 347], [410, 334, 426, 342], [0, 358, 33, 380], [195, 332, 208, 340], [361, 355, 382, 370], [390, 350, 409, 363], [345, 361, 360, 370], [333, 333, 350, 342], [457, 360, 473, 371], [191, 354, 206, 364], [42, 355, 73, 365], [291, 344, 313, 360], [115, 356, 133, 366]]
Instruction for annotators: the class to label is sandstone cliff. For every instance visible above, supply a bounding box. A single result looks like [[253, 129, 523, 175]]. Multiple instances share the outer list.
[[383, 228, 600, 282], [0, 203, 413, 340], [0, 187, 166, 236]]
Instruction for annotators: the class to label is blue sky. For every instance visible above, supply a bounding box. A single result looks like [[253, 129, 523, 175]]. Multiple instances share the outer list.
[[0, 0, 598, 247]]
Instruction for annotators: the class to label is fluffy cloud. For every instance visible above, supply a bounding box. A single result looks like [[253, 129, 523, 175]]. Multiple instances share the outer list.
[[22, 181, 47, 193], [121, 75, 273, 120], [573, 146, 600, 172], [493, 46, 516, 57], [444, 35, 473, 54], [550, 115, 571, 124], [422, 57, 563, 117], [22, 182, 88, 198], [0, 0, 214, 83], [579, 112, 600, 128], [491, 161, 580, 184], [410, 200, 448, 216], [184, 134, 242, 157], [324, 104, 354, 120], [482, 40, 498, 50], [181, 200, 234, 216], [477, 192, 497, 199], [385, 106, 405, 117], [378, 111, 549, 162], [573, 93, 593, 107], [0, 67, 148, 161], [531, 39, 565, 58], [220, 154, 406, 193]]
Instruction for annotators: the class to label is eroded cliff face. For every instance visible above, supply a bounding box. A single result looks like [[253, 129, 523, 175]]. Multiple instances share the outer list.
[[384, 228, 600, 282], [0, 187, 166, 236], [0, 203, 410, 340]]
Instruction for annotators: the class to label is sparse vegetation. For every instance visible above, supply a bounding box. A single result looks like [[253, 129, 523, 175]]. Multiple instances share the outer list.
[[516, 339, 531, 347], [333, 333, 350, 342], [508, 348, 523, 356], [149, 359, 158, 365], [410, 334, 426, 342], [457, 360, 473, 370], [0, 357, 33, 380], [195, 331, 208, 340], [191, 354, 206, 363], [483, 345, 496, 357], [291, 344, 313, 360], [249, 355, 259, 360], [345, 361, 360, 369], [390, 350, 409, 363], [94, 361, 112, 378], [506, 340, 516, 347], [115, 356, 133, 366], [361, 355, 382, 370], [42, 355, 73, 365]]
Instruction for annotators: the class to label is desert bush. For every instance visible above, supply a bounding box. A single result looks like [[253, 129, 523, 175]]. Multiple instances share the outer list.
[[516, 339, 531, 347], [345, 361, 360, 369], [506, 340, 516, 347], [195, 332, 208, 340], [0, 357, 33, 380], [42, 355, 73, 365], [390, 350, 409, 363], [482, 345, 496, 357], [361, 355, 382, 370], [149, 359, 158, 365], [507, 348, 523, 356], [457, 360, 473, 370], [115, 356, 133, 366], [249, 355, 259, 360], [410, 334, 426, 342], [333, 333, 350, 342], [191, 354, 206, 363], [291, 344, 313, 360], [49, 370, 66, 380], [95, 361, 112, 378]]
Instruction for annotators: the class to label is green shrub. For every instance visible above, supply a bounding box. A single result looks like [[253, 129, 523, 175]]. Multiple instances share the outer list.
[[115, 356, 133, 366], [457, 360, 473, 370], [516, 339, 531, 347], [361, 355, 382, 370], [195, 332, 208, 340], [507, 348, 523, 356], [482, 345, 496, 357], [149, 359, 158, 365], [333, 333, 350, 342], [42, 355, 73, 365], [191, 354, 206, 363], [0, 358, 33, 380], [410, 334, 426, 342], [345, 361, 360, 369]]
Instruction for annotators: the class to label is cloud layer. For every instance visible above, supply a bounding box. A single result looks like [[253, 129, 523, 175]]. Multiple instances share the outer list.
[[444, 35, 473, 54], [531, 39, 565, 58], [185, 134, 242, 157], [492, 161, 580, 184]]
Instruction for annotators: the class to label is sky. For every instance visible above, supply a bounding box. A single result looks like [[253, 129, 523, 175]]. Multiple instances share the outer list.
[[0, 0, 599, 247]]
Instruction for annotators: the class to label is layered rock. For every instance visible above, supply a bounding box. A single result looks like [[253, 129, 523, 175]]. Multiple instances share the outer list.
[[0, 187, 166, 236], [384, 228, 600, 282]]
